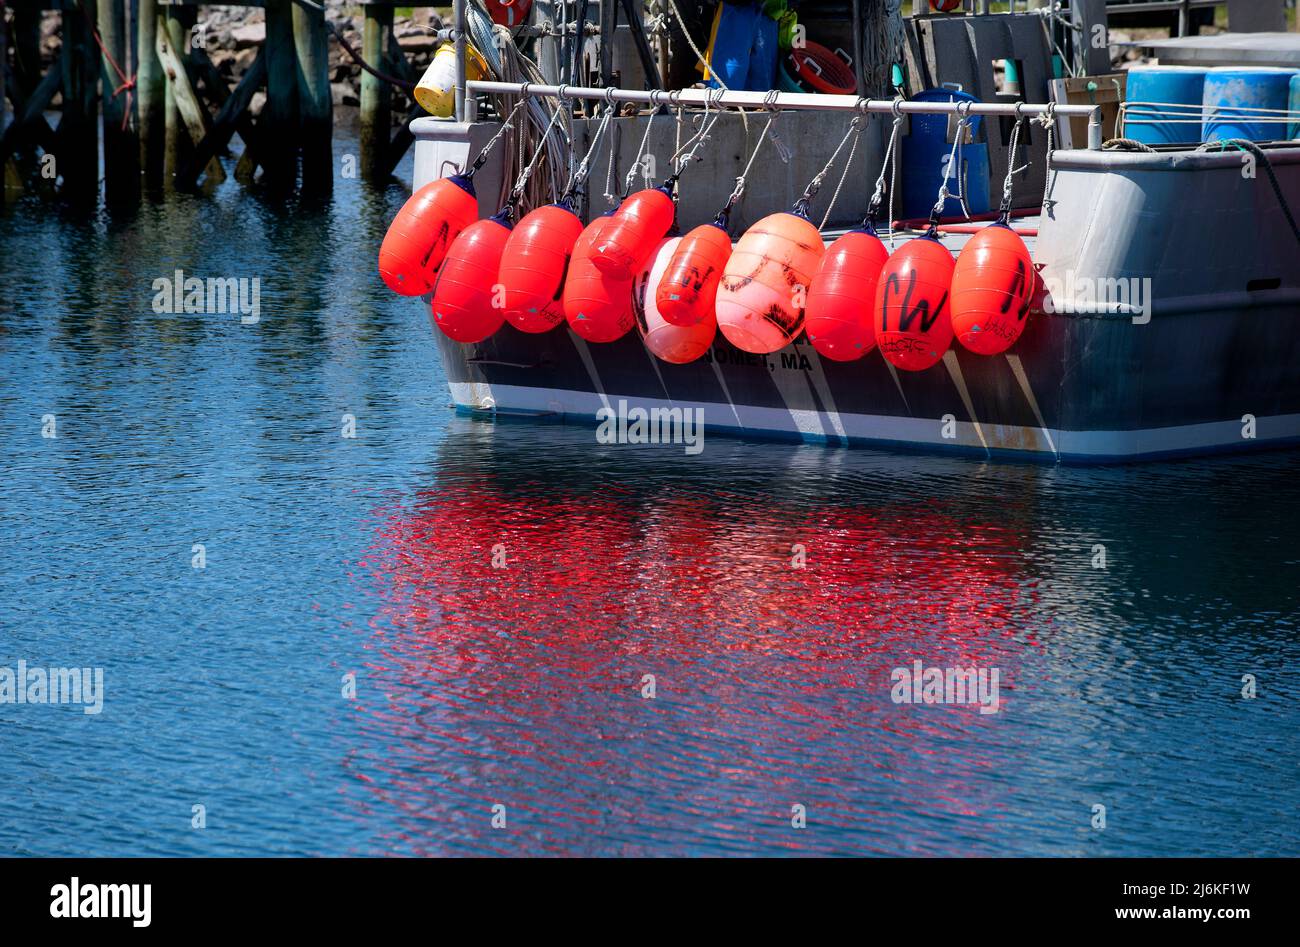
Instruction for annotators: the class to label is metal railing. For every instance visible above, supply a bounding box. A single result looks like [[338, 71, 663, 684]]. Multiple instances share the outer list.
[[466, 80, 1107, 149]]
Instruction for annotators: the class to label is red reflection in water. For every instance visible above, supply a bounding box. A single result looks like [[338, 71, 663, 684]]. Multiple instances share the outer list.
[[351, 470, 1041, 855]]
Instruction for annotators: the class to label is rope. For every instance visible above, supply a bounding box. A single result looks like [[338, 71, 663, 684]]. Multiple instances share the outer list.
[[1103, 138, 1157, 153], [603, 93, 622, 205], [559, 101, 615, 205], [819, 111, 865, 230], [1036, 102, 1057, 217], [715, 91, 781, 225], [670, 88, 724, 175], [998, 110, 1029, 219], [507, 96, 568, 211], [77, 0, 136, 132], [867, 98, 906, 245], [467, 97, 530, 177], [623, 99, 662, 194], [929, 102, 973, 229], [794, 113, 863, 219], [1197, 138, 1300, 248]]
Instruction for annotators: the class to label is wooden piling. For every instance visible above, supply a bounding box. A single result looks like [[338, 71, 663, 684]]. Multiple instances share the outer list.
[[262, 0, 300, 189], [60, 0, 101, 203], [292, 0, 333, 192], [137, 0, 166, 190], [98, 0, 140, 203], [162, 5, 197, 183], [11, 2, 41, 100], [360, 4, 393, 182]]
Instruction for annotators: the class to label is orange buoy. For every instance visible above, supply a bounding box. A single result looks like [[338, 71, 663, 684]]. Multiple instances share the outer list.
[[655, 221, 732, 327], [949, 221, 1035, 355], [875, 234, 955, 371], [715, 211, 824, 354], [634, 236, 718, 364], [498, 202, 585, 334], [430, 211, 512, 344], [591, 185, 676, 278], [379, 174, 479, 296], [804, 226, 890, 361], [564, 214, 636, 344]]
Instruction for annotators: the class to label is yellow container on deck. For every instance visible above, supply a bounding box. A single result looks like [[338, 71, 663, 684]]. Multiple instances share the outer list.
[[415, 42, 490, 118]]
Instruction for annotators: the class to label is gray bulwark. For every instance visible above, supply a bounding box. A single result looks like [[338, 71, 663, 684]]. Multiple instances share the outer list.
[[1128, 32, 1300, 69]]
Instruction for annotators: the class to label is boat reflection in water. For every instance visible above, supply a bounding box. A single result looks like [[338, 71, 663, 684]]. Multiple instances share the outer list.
[[352, 419, 1300, 856]]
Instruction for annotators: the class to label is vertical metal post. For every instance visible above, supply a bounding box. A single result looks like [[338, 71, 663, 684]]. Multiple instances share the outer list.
[[454, 0, 466, 122]]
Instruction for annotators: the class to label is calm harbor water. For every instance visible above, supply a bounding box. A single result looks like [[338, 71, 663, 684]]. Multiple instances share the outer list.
[[1, 135, 1298, 857]]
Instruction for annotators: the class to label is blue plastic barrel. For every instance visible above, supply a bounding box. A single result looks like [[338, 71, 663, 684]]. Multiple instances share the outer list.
[[1290, 75, 1300, 140], [900, 87, 991, 220], [1202, 67, 1300, 143], [1124, 66, 1207, 145]]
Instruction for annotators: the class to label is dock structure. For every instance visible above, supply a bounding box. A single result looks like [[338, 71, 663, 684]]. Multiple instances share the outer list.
[[0, 0, 442, 202]]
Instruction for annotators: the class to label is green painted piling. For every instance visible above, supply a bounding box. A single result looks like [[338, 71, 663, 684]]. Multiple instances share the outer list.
[[98, 0, 140, 203], [137, 0, 166, 189], [59, 0, 100, 203], [262, 0, 300, 189], [361, 5, 393, 182], [292, 0, 333, 192]]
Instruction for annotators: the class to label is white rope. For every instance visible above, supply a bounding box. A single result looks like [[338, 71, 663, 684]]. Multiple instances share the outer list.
[[796, 114, 863, 218], [561, 102, 615, 204], [718, 92, 781, 220], [819, 118, 864, 230], [624, 101, 663, 193], [931, 102, 973, 222], [671, 89, 725, 176], [1037, 102, 1057, 216], [509, 98, 569, 207], [868, 99, 905, 246], [999, 112, 1028, 214]]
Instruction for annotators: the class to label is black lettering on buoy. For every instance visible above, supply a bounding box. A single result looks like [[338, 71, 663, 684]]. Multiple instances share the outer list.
[[884, 269, 945, 334], [1001, 260, 1028, 315]]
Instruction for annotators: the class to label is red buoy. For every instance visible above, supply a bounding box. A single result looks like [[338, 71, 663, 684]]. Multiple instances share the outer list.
[[949, 221, 1035, 355], [655, 221, 732, 327], [379, 174, 479, 296], [715, 211, 824, 354], [875, 234, 955, 371], [635, 236, 718, 364], [564, 215, 636, 343], [804, 227, 890, 361], [430, 211, 512, 344], [591, 185, 676, 278], [486, 0, 532, 28], [498, 202, 585, 334]]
